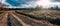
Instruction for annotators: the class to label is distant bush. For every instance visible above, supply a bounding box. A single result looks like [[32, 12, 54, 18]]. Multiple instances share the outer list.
[[50, 5, 60, 10], [33, 5, 42, 11]]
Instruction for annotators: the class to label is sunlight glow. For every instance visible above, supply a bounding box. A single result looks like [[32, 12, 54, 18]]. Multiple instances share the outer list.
[[1, 0, 60, 8], [36, 0, 60, 8], [36, 0, 51, 6]]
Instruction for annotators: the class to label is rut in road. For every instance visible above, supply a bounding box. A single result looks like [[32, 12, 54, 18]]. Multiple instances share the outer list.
[[7, 11, 31, 26], [0, 12, 8, 26], [13, 12, 47, 26], [11, 11, 58, 26], [15, 11, 60, 26], [7, 12, 22, 26], [0, 11, 59, 26]]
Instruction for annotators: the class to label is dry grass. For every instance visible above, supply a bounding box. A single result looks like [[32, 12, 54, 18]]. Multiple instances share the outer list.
[[0, 10, 60, 26], [16, 10, 60, 26], [17, 10, 60, 19]]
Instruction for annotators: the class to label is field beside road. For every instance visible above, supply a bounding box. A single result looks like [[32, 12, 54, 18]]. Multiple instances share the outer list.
[[17, 10, 60, 19], [16, 10, 60, 26], [0, 10, 60, 26]]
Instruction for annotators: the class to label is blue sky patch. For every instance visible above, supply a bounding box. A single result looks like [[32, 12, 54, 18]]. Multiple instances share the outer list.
[[53, 0, 60, 2], [5, 0, 35, 6]]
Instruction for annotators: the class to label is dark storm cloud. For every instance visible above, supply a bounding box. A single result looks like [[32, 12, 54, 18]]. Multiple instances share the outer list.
[[2, 0, 60, 8], [5, 0, 36, 6], [52, 0, 60, 2]]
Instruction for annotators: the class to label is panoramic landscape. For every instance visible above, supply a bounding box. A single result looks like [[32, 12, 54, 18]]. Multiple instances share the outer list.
[[0, 0, 60, 26]]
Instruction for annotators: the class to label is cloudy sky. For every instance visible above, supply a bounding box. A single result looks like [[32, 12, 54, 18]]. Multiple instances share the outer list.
[[0, 0, 60, 8]]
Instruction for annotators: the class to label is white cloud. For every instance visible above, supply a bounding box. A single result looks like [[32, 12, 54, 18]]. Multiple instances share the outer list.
[[35, 0, 60, 8], [1, 0, 60, 8], [1, 0, 36, 8]]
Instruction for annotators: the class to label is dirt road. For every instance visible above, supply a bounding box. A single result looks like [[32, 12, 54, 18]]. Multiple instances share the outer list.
[[0, 10, 59, 26]]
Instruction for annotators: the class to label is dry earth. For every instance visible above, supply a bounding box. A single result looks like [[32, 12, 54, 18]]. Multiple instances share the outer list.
[[0, 10, 60, 26]]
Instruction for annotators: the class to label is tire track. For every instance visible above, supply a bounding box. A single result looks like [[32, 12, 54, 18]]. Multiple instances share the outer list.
[[13, 12, 45, 26], [7, 12, 22, 26], [0, 12, 8, 26], [9, 11, 31, 26], [0, 11, 59, 26], [16, 12, 59, 26], [13, 11, 57, 26]]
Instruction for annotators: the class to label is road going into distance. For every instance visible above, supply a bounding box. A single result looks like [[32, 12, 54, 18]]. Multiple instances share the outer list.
[[0, 10, 60, 26]]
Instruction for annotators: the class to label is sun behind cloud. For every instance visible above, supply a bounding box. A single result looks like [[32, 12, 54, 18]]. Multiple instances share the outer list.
[[35, 0, 60, 8], [1, 0, 60, 8]]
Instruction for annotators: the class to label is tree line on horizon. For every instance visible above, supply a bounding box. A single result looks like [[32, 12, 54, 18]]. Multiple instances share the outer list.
[[0, 3, 60, 10], [34, 5, 60, 10]]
